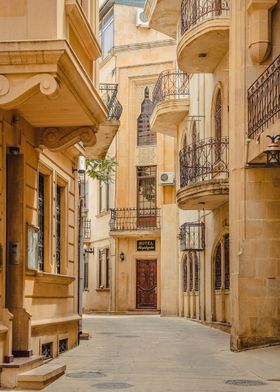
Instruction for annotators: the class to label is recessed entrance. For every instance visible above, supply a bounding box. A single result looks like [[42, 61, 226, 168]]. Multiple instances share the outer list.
[[136, 260, 157, 309]]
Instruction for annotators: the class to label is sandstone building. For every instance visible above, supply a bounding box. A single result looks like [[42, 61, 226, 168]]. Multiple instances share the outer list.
[[0, 0, 119, 388]]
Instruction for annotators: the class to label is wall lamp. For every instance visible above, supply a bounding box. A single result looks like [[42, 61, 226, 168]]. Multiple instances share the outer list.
[[246, 135, 280, 168], [120, 252, 125, 262], [84, 248, 94, 254], [72, 155, 86, 174]]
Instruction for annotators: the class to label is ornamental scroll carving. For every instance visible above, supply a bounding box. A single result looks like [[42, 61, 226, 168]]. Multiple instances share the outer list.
[[0, 74, 59, 110], [39, 126, 97, 151]]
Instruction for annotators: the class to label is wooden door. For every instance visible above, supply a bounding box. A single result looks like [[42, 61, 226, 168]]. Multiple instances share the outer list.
[[136, 260, 157, 309]]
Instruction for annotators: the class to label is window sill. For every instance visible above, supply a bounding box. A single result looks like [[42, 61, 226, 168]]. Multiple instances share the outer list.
[[27, 272, 75, 286], [96, 210, 110, 218], [95, 288, 110, 292]]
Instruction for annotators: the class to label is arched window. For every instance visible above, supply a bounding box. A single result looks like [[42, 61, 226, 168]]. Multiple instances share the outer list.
[[214, 233, 230, 291], [189, 252, 193, 291], [183, 257, 188, 292], [183, 132, 188, 149], [137, 87, 156, 146], [214, 89, 222, 162], [194, 252, 199, 292]]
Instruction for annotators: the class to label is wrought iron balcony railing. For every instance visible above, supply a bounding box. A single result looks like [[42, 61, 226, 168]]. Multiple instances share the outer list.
[[82, 218, 91, 240], [100, 83, 123, 121], [110, 208, 160, 231], [181, 0, 230, 35], [179, 136, 229, 188], [179, 222, 205, 252], [152, 70, 190, 106], [248, 54, 280, 139]]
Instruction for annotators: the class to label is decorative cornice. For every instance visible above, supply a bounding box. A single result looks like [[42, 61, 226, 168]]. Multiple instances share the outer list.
[[113, 39, 176, 54], [38, 126, 97, 151]]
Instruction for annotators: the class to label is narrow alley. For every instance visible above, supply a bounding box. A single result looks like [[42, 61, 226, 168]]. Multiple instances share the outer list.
[[21, 316, 280, 392]]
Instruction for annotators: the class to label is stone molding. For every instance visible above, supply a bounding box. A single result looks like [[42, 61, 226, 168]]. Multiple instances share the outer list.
[[247, 0, 278, 63]]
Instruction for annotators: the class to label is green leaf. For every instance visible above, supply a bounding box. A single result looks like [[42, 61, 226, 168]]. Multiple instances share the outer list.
[[86, 157, 117, 183]]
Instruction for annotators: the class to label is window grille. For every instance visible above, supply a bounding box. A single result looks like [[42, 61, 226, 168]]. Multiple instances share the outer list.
[[38, 174, 45, 272], [189, 253, 194, 291], [42, 342, 53, 360], [224, 234, 230, 290], [98, 249, 103, 288], [214, 89, 222, 161], [56, 185, 61, 274], [84, 253, 89, 290], [215, 243, 222, 290], [194, 252, 199, 292], [59, 339, 68, 354], [183, 258, 188, 292], [105, 248, 110, 289]]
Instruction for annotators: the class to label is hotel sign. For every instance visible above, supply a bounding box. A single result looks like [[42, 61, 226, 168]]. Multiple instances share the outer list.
[[137, 240, 156, 252]]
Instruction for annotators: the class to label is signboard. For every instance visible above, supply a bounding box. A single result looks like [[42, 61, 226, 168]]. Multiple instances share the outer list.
[[137, 240, 156, 252]]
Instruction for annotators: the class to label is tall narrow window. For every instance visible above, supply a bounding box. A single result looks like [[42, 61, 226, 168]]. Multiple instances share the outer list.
[[224, 234, 230, 290], [215, 242, 222, 290], [105, 248, 110, 289], [214, 89, 222, 161], [38, 174, 45, 272], [183, 258, 188, 292], [194, 252, 199, 292], [100, 9, 114, 59], [137, 87, 156, 146], [80, 180, 88, 209], [56, 185, 61, 274], [137, 166, 157, 228], [84, 253, 89, 290], [189, 253, 193, 291], [98, 249, 103, 288]]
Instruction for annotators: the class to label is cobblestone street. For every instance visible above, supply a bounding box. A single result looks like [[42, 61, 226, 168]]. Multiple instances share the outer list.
[[31, 316, 280, 392]]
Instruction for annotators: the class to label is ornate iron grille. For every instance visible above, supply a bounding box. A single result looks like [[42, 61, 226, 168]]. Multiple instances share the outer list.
[[105, 248, 110, 289], [56, 186, 61, 274], [83, 218, 91, 240], [84, 253, 89, 290], [194, 252, 199, 292], [59, 338, 68, 354], [189, 252, 194, 291], [109, 208, 160, 231], [248, 54, 280, 139], [42, 342, 53, 359], [179, 136, 229, 188], [100, 83, 123, 120], [152, 69, 189, 106], [224, 233, 230, 290], [181, 0, 230, 35], [215, 242, 222, 290], [179, 222, 205, 251], [38, 174, 44, 272], [183, 258, 188, 292]]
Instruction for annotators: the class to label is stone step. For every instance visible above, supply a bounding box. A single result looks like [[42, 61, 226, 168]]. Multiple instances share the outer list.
[[17, 363, 66, 390]]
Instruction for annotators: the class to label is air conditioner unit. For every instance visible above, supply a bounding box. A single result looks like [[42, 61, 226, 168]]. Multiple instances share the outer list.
[[136, 8, 149, 28], [159, 172, 176, 186]]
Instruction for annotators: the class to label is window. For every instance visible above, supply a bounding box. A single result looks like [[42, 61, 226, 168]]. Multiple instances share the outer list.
[[214, 88, 222, 161], [41, 342, 53, 359], [99, 181, 110, 213], [80, 180, 88, 209], [194, 252, 199, 292], [137, 166, 157, 228], [189, 252, 193, 291], [38, 174, 45, 272], [137, 87, 156, 146], [56, 185, 61, 274], [183, 257, 188, 292], [100, 9, 114, 59], [214, 234, 230, 291], [84, 253, 89, 290], [59, 339, 68, 354], [98, 248, 110, 289]]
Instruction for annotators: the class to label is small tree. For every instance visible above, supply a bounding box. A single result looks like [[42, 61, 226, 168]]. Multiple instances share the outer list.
[[86, 157, 117, 183]]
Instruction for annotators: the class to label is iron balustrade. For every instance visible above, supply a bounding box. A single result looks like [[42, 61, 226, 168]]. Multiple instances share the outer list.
[[179, 136, 229, 188], [181, 0, 230, 35], [100, 83, 123, 120], [109, 208, 160, 231], [248, 54, 280, 139], [152, 69, 190, 106], [83, 218, 91, 240], [179, 222, 205, 252]]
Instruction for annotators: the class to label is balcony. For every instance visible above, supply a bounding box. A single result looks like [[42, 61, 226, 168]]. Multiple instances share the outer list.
[[177, 137, 229, 210], [150, 70, 190, 137], [109, 208, 161, 237], [82, 218, 91, 241], [177, 0, 230, 74], [144, 0, 181, 38], [179, 222, 205, 251]]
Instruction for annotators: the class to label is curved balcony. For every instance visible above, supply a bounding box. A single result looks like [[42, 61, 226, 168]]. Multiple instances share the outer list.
[[177, 0, 230, 74], [150, 70, 190, 137], [177, 137, 229, 210]]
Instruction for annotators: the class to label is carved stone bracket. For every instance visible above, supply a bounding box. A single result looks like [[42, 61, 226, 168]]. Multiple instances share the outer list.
[[247, 0, 278, 64], [38, 126, 97, 151], [0, 74, 59, 110]]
